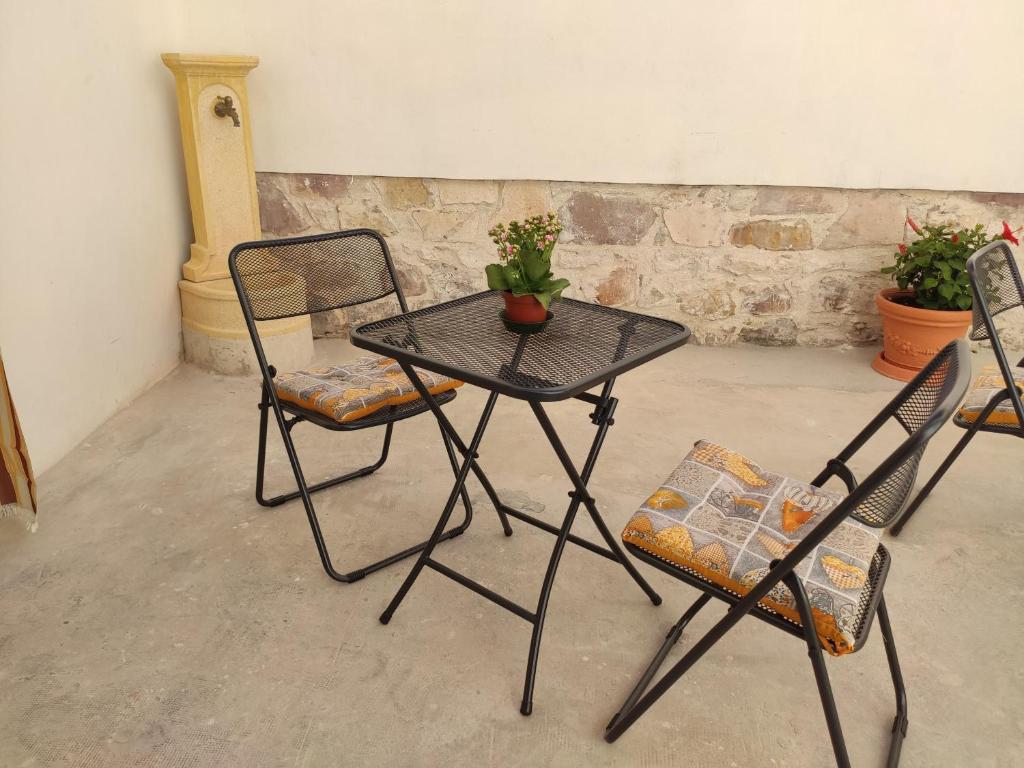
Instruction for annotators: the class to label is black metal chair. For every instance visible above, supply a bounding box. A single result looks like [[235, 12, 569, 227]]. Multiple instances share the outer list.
[[891, 240, 1024, 535], [228, 229, 494, 583], [605, 339, 972, 767]]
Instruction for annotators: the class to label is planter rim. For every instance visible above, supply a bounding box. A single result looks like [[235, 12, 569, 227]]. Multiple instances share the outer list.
[[875, 288, 972, 325]]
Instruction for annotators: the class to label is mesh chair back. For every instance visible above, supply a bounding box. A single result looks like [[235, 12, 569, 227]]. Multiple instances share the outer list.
[[965, 240, 1024, 428], [853, 340, 969, 527], [229, 229, 402, 322], [968, 240, 1024, 342]]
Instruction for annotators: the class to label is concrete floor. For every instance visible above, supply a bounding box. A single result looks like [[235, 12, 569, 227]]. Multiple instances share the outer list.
[[1, 341, 1021, 767]]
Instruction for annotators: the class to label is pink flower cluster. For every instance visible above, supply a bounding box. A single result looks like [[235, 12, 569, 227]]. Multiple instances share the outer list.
[[488, 212, 563, 261]]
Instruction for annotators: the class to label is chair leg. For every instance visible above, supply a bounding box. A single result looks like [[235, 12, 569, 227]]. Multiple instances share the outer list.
[[606, 593, 712, 731], [797, 586, 910, 767], [605, 573, 807, 745], [605, 578, 897, 766], [255, 393, 394, 508], [890, 425, 979, 536], [783, 572, 851, 768], [877, 596, 909, 768], [256, 387, 473, 583], [800, 620, 851, 767]]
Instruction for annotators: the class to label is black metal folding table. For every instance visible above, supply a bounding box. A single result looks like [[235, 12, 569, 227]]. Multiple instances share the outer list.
[[351, 290, 690, 714]]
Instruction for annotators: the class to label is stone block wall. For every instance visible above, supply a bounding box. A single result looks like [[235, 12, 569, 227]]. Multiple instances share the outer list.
[[256, 173, 1024, 347]]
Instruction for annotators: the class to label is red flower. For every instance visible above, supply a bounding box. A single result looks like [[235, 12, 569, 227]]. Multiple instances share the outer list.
[[951, 233, 959, 244], [906, 215, 923, 235], [1001, 220, 1020, 246], [897, 243, 907, 255]]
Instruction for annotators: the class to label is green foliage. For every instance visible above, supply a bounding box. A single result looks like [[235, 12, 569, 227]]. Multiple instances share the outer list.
[[486, 212, 571, 310], [881, 223, 996, 311]]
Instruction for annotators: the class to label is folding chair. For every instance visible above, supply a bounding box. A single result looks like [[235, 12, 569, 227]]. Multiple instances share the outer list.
[[605, 339, 971, 767], [891, 240, 1024, 535], [229, 229, 490, 583]]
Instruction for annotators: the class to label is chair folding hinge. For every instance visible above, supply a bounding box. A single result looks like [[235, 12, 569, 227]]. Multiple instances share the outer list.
[[284, 415, 303, 431], [589, 396, 618, 426]]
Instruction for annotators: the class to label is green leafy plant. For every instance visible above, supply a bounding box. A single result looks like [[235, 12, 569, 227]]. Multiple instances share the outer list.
[[881, 217, 1020, 311], [485, 212, 571, 310]]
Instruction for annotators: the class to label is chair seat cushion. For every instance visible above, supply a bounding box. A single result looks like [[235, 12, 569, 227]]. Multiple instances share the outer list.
[[274, 355, 462, 424], [958, 364, 1024, 426], [622, 441, 882, 656]]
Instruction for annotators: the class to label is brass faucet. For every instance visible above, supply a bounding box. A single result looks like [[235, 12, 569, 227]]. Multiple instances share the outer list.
[[213, 95, 240, 127]]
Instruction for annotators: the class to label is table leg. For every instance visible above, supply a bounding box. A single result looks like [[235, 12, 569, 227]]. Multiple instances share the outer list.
[[518, 476, 580, 715], [519, 386, 662, 715], [408, 389, 514, 538], [383, 364, 661, 715], [380, 378, 500, 625]]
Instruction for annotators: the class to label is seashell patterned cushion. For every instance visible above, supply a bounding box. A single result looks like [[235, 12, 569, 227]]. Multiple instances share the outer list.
[[958, 364, 1024, 426], [274, 356, 462, 425], [622, 441, 882, 656]]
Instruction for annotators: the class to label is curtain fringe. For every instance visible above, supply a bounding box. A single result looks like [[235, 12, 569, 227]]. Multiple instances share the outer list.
[[0, 502, 37, 532]]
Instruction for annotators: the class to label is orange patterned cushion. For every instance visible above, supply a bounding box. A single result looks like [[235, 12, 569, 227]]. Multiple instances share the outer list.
[[622, 441, 881, 655], [958, 365, 1024, 426], [274, 356, 461, 424]]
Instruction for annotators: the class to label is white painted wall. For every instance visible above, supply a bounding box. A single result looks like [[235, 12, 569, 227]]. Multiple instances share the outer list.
[[183, 0, 1024, 192], [2, 0, 1021, 473], [0, 2, 191, 474]]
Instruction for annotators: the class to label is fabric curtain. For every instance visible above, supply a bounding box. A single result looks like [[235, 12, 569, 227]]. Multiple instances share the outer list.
[[0, 350, 36, 531]]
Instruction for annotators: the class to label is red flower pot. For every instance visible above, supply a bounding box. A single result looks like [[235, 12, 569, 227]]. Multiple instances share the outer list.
[[502, 292, 548, 324]]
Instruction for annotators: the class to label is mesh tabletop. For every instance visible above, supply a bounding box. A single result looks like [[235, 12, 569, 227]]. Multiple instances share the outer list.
[[351, 292, 690, 401]]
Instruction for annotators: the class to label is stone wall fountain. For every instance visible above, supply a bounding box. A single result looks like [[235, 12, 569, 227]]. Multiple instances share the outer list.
[[162, 53, 312, 375]]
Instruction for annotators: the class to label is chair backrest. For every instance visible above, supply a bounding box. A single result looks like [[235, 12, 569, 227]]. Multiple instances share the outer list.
[[734, 339, 971, 618], [228, 229, 406, 323], [966, 240, 1024, 426], [736, 337, 970, 624], [968, 240, 1024, 343], [842, 339, 972, 529]]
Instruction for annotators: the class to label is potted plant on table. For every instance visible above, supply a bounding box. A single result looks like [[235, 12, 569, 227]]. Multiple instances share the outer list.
[[486, 212, 571, 331], [873, 217, 1020, 381]]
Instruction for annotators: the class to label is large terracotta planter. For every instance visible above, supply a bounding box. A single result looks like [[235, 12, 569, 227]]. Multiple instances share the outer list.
[[872, 288, 972, 381]]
